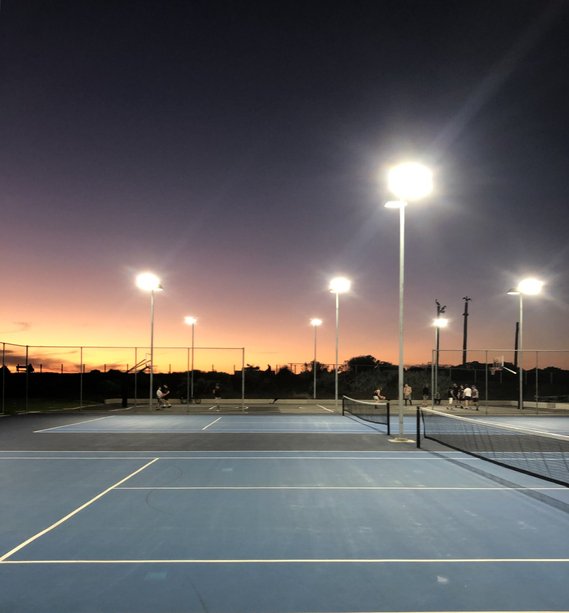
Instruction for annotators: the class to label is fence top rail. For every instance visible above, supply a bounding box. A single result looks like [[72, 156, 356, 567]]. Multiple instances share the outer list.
[[437, 348, 569, 353], [1, 343, 245, 351]]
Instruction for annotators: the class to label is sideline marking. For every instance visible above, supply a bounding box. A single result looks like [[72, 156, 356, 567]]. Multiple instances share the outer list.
[[2, 557, 569, 565], [115, 485, 564, 491], [0, 458, 159, 562], [33, 416, 115, 433], [202, 416, 222, 430]]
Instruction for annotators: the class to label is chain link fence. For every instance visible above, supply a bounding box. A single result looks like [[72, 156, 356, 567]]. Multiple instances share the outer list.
[[1, 343, 245, 413]]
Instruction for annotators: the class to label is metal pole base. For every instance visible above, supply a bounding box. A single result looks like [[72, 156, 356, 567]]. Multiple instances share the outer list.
[[388, 436, 415, 444]]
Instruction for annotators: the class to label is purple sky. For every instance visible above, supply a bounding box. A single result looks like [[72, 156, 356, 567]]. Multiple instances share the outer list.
[[1, 1, 569, 372]]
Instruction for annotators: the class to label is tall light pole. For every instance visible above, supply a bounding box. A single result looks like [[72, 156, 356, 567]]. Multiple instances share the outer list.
[[507, 277, 543, 410], [184, 316, 197, 404], [385, 162, 433, 440], [136, 272, 163, 410], [433, 316, 448, 406], [329, 277, 351, 409], [310, 318, 323, 399], [435, 299, 447, 391]]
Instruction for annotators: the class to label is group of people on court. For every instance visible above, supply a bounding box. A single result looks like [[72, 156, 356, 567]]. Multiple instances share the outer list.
[[448, 383, 479, 409], [373, 382, 479, 409]]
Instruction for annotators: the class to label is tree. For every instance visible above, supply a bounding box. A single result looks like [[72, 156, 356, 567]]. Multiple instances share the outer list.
[[346, 355, 379, 370]]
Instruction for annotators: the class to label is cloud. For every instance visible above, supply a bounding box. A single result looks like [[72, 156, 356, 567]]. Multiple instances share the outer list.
[[0, 322, 31, 334]]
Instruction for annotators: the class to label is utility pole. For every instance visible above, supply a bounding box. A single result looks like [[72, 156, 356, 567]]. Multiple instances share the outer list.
[[513, 321, 519, 369], [462, 296, 471, 365], [435, 299, 447, 396]]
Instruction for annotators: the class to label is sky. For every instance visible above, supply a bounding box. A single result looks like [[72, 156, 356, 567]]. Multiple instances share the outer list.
[[1, 0, 569, 373]]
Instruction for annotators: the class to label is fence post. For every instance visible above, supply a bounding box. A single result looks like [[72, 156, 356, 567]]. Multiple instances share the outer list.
[[186, 347, 190, 406], [25, 345, 29, 413], [535, 350, 539, 411], [134, 347, 138, 408], [484, 350, 488, 410], [241, 348, 245, 411], [1, 343, 5, 415]]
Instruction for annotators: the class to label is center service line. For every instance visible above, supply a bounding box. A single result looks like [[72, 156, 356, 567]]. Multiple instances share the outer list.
[[0, 458, 160, 562]]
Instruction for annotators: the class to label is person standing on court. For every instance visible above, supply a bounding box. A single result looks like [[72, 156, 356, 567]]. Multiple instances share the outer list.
[[403, 383, 413, 405], [471, 385, 479, 410], [463, 384, 472, 409], [448, 385, 457, 408], [457, 384, 465, 409]]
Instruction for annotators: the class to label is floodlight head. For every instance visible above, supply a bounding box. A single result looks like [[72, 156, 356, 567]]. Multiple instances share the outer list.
[[329, 277, 351, 294], [136, 272, 162, 292], [517, 277, 544, 296], [433, 317, 449, 328], [310, 318, 323, 327], [184, 316, 198, 326], [507, 288, 519, 296], [384, 200, 406, 209], [387, 162, 433, 201]]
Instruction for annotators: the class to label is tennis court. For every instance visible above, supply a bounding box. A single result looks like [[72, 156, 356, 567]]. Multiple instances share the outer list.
[[0, 409, 568, 612]]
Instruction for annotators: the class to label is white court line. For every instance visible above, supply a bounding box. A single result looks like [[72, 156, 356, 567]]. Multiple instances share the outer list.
[[0, 457, 159, 461], [116, 485, 563, 491], [204, 426, 372, 434], [0, 457, 159, 562], [0, 455, 442, 461], [33, 415, 116, 433], [202, 416, 222, 430], [2, 557, 569, 565], [2, 455, 563, 462]]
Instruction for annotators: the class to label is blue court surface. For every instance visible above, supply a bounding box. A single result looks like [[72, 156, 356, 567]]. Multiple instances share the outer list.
[[480, 414, 569, 436], [1, 414, 568, 612], [33, 413, 390, 434]]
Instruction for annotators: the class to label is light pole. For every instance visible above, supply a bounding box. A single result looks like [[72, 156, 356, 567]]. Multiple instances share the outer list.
[[435, 299, 447, 395], [385, 162, 433, 440], [329, 277, 351, 409], [507, 277, 543, 410], [136, 272, 163, 410], [433, 316, 448, 407], [184, 316, 197, 405], [310, 318, 323, 399]]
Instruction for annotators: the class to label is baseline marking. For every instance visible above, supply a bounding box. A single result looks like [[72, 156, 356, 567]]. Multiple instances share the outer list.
[[115, 485, 564, 491], [0, 458, 159, 562], [2, 557, 569, 565]]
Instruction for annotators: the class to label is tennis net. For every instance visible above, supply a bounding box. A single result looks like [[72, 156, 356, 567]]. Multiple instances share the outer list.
[[342, 396, 390, 434], [417, 407, 569, 487]]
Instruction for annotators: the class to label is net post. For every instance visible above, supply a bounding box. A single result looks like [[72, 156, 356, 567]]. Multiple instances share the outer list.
[[386, 401, 390, 435], [416, 408, 421, 449], [341, 395, 345, 415]]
